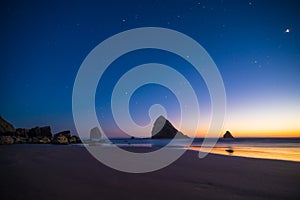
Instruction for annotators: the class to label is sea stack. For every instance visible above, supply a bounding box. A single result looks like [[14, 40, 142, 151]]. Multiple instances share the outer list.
[[151, 116, 188, 139], [223, 131, 234, 139], [90, 127, 102, 140]]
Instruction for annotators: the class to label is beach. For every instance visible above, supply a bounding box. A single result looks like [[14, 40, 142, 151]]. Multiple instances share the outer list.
[[1, 145, 299, 200]]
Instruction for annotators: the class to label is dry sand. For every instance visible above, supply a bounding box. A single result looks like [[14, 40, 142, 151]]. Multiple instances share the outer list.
[[1, 145, 299, 200]]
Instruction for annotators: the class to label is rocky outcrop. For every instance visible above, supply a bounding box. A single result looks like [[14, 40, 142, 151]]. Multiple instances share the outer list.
[[151, 116, 188, 139], [52, 135, 69, 145], [69, 135, 81, 143], [223, 131, 234, 139], [51, 131, 81, 144], [52, 131, 71, 145], [0, 116, 16, 136], [0, 136, 14, 145], [28, 126, 52, 139], [54, 130, 71, 139], [0, 116, 81, 145], [0, 117, 16, 144], [16, 128, 29, 138]]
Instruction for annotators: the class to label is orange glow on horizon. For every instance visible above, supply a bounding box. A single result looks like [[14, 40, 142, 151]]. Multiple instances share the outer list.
[[192, 130, 300, 138], [177, 98, 300, 138]]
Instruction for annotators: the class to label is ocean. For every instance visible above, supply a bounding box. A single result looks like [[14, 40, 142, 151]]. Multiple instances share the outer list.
[[105, 137, 300, 162]]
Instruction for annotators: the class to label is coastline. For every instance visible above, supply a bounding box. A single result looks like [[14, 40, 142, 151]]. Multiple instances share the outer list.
[[1, 145, 299, 200]]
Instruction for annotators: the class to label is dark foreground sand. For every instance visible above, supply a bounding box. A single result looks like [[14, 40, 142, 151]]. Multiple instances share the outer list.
[[1, 145, 299, 200]]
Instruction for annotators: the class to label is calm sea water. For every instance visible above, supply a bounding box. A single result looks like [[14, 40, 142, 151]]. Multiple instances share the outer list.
[[106, 137, 300, 162]]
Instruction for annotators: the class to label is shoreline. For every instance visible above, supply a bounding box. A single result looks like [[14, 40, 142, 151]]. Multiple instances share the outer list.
[[3, 142, 300, 163]]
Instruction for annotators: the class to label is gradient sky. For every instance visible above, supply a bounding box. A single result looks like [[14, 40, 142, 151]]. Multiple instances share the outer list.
[[1, 0, 299, 138]]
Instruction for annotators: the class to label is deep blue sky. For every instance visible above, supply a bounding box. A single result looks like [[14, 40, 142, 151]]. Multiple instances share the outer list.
[[1, 0, 299, 137]]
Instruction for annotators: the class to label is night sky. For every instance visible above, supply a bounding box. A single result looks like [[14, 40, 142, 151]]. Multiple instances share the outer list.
[[1, 0, 299, 138]]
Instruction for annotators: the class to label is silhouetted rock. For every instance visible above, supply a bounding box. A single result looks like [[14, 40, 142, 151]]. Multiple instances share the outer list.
[[0, 116, 16, 136], [0, 116, 80, 145], [69, 135, 82, 143], [52, 131, 71, 144], [0, 136, 14, 145], [28, 126, 52, 139], [40, 126, 52, 138], [223, 131, 234, 139], [54, 130, 71, 138], [52, 135, 69, 145], [90, 127, 101, 140], [151, 116, 188, 139], [16, 128, 29, 138]]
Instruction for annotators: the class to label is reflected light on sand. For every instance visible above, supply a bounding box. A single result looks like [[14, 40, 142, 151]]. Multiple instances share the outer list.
[[188, 146, 300, 162]]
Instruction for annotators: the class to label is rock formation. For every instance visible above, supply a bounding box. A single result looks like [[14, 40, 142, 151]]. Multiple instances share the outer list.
[[28, 126, 52, 139], [0, 116, 81, 145], [223, 131, 234, 139], [52, 131, 71, 144], [0, 136, 14, 145], [69, 135, 81, 143], [90, 127, 102, 140], [0, 116, 16, 135], [54, 130, 71, 138], [52, 131, 81, 144], [16, 128, 30, 138], [151, 116, 188, 139], [0, 116, 16, 144], [52, 135, 69, 145]]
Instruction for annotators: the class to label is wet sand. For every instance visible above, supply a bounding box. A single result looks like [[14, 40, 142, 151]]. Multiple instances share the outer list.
[[1, 145, 299, 200]]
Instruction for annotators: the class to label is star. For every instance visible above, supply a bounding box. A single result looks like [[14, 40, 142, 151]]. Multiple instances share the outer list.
[[285, 28, 290, 33], [122, 19, 126, 22]]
